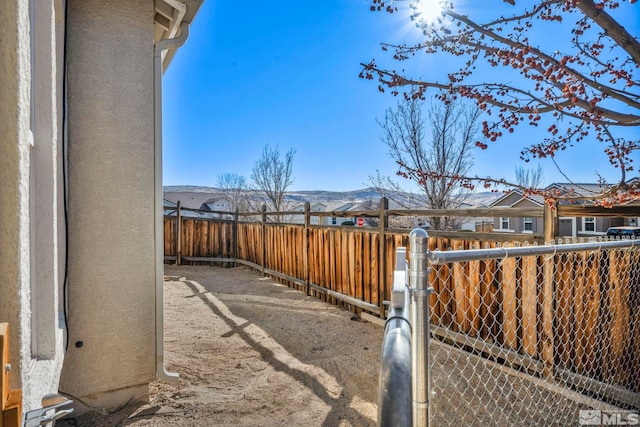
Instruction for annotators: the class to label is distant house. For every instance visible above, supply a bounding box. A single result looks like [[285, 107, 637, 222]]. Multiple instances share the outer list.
[[164, 191, 223, 210], [489, 190, 545, 234], [200, 198, 230, 212], [163, 199, 215, 219], [623, 195, 640, 228], [488, 181, 639, 237], [328, 202, 364, 226], [454, 199, 498, 232], [285, 201, 375, 226], [546, 181, 630, 236], [286, 203, 328, 224], [200, 198, 233, 219]]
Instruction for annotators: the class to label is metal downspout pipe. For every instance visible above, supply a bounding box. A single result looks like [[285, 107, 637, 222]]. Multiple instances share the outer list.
[[163, 0, 187, 40], [154, 22, 189, 383]]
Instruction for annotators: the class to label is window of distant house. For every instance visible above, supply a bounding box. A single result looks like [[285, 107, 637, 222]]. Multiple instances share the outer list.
[[584, 217, 596, 232], [524, 217, 533, 231], [501, 217, 509, 230], [332, 217, 337, 225]]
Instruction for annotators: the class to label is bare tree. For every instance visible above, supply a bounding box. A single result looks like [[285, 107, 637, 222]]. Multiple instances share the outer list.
[[216, 172, 249, 212], [515, 165, 545, 189], [371, 97, 480, 230], [362, 0, 640, 205], [251, 144, 296, 214]]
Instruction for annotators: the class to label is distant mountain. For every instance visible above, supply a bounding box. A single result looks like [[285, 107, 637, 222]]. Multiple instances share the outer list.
[[163, 185, 500, 210]]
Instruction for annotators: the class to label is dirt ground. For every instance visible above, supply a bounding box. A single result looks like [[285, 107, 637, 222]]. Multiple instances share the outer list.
[[60, 265, 382, 426], [58, 264, 606, 427]]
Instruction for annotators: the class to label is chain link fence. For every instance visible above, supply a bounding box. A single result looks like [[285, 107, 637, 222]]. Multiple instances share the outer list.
[[426, 238, 640, 426]]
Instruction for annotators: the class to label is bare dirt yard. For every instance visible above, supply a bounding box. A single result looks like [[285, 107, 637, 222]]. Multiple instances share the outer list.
[[61, 265, 382, 426], [60, 264, 604, 426]]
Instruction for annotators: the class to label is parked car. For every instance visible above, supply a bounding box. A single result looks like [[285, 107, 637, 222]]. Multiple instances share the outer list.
[[605, 226, 640, 239]]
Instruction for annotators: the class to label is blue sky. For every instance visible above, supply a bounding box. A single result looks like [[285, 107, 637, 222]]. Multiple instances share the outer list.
[[162, 0, 639, 192]]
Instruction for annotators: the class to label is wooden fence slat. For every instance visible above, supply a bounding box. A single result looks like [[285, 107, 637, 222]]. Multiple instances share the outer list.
[[479, 242, 497, 341], [207, 221, 214, 257], [329, 230, 337, 303], [348, 231, 356, 301], [370, 233, 379, 306], [438, 238, 453, 329], [449, 239, 469, 334], [355, 232, 363, 302], [195, 220, 204, 257], [573, 252, 587, 373], [468, 241, 481, 337], [341, 231, 349, 304], [605, 250, 631, 386], [187, 220, 194, 258], [583, 251, 600, 377], [502, 243, 518, 350], [323, 230, 329, 300], [521, 255, 538, 357], [556, 253, 574, 369], [308, 229, 316, 291], [363, 233, 371, 304], [631, 251, 640, 393]]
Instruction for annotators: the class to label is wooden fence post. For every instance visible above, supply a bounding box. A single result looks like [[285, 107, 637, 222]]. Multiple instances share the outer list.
[[542, 202, 558, 378], [378, 197, 389, 318], [543, 202, 559, 244], [261, 204, 267, 277], [176, 201, 182, 266]]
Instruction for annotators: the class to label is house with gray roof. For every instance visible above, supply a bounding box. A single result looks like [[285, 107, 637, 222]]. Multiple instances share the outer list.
[[488, 180, 637, 237]]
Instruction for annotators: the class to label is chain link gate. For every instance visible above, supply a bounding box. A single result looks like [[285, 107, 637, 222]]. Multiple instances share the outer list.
[[379, 231, 640, 426], [427, 237, 640, 426]]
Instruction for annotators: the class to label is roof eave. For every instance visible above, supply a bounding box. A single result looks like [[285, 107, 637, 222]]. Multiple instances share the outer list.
[[154, 0, 205, 72]]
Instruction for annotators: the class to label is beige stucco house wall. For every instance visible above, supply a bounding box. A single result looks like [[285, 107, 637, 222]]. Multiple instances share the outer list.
[[0, 0, 66, 412], [58, 0, 158, 408], [0, 0, 202, 417]]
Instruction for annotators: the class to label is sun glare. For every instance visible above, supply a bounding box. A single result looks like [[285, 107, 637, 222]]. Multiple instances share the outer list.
[[411, 0, 445, 25]]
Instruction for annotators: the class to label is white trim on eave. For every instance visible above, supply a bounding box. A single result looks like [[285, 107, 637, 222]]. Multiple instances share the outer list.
[[154, 0, 204, 72]]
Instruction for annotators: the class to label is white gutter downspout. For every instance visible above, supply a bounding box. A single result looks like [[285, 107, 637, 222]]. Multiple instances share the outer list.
[[154, 22, 189, 383]]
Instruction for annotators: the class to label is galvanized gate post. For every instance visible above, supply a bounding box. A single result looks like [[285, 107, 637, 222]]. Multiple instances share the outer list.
[[409, 228, 432, 427], [378, 247, 412, 427]]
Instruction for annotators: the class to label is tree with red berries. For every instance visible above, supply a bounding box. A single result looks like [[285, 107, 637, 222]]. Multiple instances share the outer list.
[[362, 0, 639, 205]]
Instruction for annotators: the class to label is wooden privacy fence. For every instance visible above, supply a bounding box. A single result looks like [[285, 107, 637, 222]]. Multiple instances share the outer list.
[[165, 200, 555, 316], [164, 201, 640, 407]]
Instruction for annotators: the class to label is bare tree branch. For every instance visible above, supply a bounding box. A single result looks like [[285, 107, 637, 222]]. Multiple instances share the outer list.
[[371, 97, 480, 229], [251, 145, 296, 216], [361, 0, 640, 204], [216, 173, 249, 212]]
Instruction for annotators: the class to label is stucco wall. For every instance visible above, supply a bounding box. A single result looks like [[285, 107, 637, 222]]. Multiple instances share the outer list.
[[26, 0, 67, 411], [59, 0, 156, 404], [0, 0, 31, 394], [0, 0, 66, 412]]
